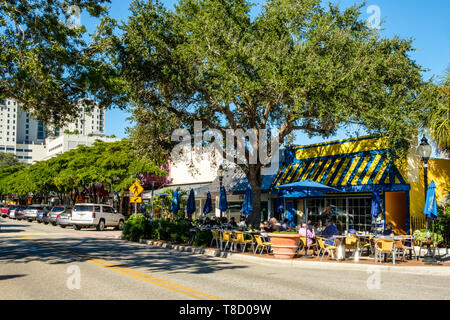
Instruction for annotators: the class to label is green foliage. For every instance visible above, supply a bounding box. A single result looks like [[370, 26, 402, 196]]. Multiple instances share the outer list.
[[0, 0, 127, 127], [413, 229, 444, 245], [122, 217, 193, 244], [0, 140, 166, 203], [0, 152, 21, 169], [122, 214, 151, 242], [192, 230, 213, 247], [428, 71, 450, 154], [436, 205, 450, 237]]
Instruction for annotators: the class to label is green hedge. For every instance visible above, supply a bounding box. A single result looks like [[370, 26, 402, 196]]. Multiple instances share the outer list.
[[122, 215, 195, 244]]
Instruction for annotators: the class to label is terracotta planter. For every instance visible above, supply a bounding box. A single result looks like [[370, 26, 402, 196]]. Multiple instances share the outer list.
[[268, 233, 300, 259]]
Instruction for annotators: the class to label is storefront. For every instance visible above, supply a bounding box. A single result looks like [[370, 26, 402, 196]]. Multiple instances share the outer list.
[[270, 135, 450, 235]]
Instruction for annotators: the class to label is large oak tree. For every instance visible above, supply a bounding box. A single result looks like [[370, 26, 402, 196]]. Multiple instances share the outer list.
[[96, 0, 438, 226]]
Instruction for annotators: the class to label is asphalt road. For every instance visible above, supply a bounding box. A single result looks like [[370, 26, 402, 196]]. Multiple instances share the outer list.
[[1, 218, 450, 300]]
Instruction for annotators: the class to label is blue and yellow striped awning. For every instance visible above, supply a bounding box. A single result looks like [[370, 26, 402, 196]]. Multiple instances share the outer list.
[[271, 149, 408, 193]]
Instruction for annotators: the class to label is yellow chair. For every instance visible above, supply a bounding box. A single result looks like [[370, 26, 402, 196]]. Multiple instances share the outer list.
[[221, 231, 233, 251], [233, 232, 253, 252], [345, 236, 359, 258], [253, 234, 271, 255], [210, 229, 220, 248], [297, 236, 318, 256], [316, 237, 336, 261], [358, 236, 374, 256], [375, 239, 396, 264]]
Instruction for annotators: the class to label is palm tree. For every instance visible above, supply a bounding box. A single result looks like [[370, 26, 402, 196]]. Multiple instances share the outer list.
[[428, 70, 450, 158]]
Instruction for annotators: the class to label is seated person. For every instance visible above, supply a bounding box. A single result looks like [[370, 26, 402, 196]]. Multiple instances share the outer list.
[[229, 217, 237, 227], [269, 217, 283, 232], [322, 218, 339, 245], [281, 218, 289, 231], [259, 223, 269, 241], [237, 216, 247, 229], [298, 223, 317, 255], [382, 223, 395, 236]]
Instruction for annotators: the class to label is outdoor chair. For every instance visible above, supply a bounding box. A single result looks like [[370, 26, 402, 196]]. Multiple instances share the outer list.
[[395, 236, 418, 261], [358, 236, 374, 256], [316, 237, 336, 261], [296, 236, 318, 257], [221, 231, 233, 251], [232, 232, 253, 252], [253, 234, 271, 255], [345, 236, 359, 258], [375, 239, 396, 264], [210, 229, 220, 248]]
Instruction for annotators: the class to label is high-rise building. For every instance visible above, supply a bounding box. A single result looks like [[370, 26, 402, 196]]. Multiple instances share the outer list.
[[0, 98, 112, 164]]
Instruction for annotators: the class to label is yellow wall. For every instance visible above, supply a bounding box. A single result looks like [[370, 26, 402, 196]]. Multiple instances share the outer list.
[[385, 191, 407, 235], [409, 158, 450, 221]]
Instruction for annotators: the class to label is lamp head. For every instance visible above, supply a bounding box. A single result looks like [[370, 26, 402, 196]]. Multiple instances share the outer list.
[[417, 136, 432, 163]]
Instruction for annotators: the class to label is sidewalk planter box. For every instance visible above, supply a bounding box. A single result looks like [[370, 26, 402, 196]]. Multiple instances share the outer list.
[[268, 232, 300, 259]]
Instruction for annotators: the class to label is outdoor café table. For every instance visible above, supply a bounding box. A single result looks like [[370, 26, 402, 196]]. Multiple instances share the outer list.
[[333, 235, 363, 262]]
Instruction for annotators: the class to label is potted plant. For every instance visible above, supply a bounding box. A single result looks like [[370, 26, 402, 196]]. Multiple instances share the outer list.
[[268, 231, 300, 259]]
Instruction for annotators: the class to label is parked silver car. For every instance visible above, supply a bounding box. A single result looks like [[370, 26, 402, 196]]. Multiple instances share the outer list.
[[71, 203, 125, 231], [24, 205, 49, 222], [56, 207, 73, 228], [49, 206, 72, 226]]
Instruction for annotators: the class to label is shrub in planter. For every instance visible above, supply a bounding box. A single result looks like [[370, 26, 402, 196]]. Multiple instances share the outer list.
[[413, 229, 444, 245], [193, 230, 213, 247], [122, 214, 151, 242]]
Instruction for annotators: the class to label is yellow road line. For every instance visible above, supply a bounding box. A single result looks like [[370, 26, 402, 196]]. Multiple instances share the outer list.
[[18, 235, 221, 300]]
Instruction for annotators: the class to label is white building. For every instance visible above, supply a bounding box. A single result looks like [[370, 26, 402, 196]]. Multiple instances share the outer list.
[[42, 134, 120, 160], [0, 98, 114, 164]]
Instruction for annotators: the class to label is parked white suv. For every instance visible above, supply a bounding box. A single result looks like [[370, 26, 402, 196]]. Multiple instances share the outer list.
[[71, 204, 126, 231]]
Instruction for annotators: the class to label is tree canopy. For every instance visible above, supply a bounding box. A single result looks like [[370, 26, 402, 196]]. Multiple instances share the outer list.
[[0, 0, 125, 127], [95, 0, 440, 226], [0, 140, 166, 206], [0, 151, 21, 169], [428, 70, 450, 156]]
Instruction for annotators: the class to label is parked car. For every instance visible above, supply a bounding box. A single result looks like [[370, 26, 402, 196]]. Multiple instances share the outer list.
[[24, 205, 49, 222], [56, 208, 73, 228], [14, 207, 27, 220], [7, 206, 17, 219], [71, 203, 126, 231], [1, 205, 11, 218], [49, 206, 72, 226], [36, 209, 51, 224]]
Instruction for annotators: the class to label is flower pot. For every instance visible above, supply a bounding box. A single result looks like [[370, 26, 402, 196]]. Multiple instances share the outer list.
[[268, 233, 300, 259]]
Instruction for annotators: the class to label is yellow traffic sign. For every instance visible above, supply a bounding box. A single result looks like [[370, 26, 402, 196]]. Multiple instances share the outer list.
[[130, 196, 142, 204], [129, 181, 144, 197]]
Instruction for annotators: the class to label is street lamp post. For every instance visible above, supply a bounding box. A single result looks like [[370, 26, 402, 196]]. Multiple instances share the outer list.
[[417, 136, 436, 264], [217, 164, 224, 218]]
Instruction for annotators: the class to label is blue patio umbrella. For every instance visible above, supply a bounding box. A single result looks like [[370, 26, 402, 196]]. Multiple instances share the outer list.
[[424, 181, 439, 251], [241, 186, 253, 216], [371, 191, 383, 219], [276, 180, 341, 224], [169, 190, 180, 214], [203, 192, 212, 215], [424, 181, 438, 220], [186, 189, 196, 217], [219, 187, 228, 214]]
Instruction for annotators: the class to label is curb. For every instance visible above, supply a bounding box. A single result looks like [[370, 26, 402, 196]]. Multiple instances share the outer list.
[[131, 237, 450, 277]]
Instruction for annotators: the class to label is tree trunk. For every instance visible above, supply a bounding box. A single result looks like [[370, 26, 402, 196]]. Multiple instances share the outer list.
[[246, 164, 263, 228]]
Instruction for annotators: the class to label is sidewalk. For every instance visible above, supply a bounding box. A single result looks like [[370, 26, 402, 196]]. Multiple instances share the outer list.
[[132, 237, 450, 277]]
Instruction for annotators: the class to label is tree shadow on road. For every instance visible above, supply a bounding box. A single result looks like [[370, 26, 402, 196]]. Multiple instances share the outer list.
[[0, 235, 249, 275]]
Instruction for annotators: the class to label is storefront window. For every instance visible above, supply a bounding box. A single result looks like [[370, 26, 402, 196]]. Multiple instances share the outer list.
[[305, 196, 376, 233]]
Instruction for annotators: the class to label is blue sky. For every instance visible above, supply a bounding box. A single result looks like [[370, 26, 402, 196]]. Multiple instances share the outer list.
[[87, 0, 449, 149]]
